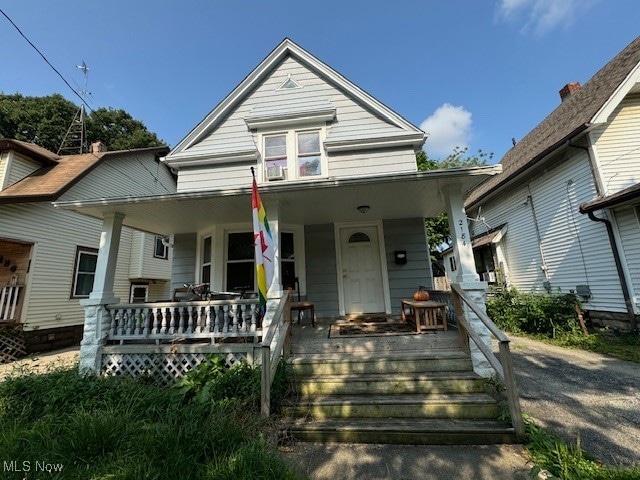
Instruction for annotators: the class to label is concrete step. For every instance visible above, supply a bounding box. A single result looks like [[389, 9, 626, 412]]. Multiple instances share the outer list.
[[283, 393, 500, 419], [294, 371, 487, 396], [289, 418, 517, 445], [290, 350, 473, 376]]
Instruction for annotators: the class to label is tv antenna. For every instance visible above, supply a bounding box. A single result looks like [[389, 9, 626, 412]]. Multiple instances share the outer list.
[[57, 61, 91, 155]]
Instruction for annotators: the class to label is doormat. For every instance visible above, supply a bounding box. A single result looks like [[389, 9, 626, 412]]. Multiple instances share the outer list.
[[329, 321, 419, 338]]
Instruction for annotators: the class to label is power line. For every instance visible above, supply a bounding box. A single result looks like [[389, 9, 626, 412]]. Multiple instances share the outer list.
[[0, 7, 92, 112]]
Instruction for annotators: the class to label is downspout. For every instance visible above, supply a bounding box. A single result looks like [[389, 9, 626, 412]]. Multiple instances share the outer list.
[[586, 211, 637, 332], [525, 186, 550, 286]]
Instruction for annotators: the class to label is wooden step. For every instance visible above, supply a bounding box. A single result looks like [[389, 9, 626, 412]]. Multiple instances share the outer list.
[[283, 393, 500, 419], [290, 350, 473, 376], [294, 371, 486, 396], [289, 418, 517, 445]]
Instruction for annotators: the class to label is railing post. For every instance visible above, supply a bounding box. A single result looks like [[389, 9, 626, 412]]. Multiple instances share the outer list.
[[499, 341, 526, 440], [261, 343, 271, 418]]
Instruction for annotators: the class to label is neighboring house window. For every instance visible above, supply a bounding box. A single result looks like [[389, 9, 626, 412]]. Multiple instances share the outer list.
[[449, 256, 457, 272], [72, 247, 98, 298], [225, 231, 296, 292], [263, 130, 323, 181], [130, 284, 149, 303], [201, 235, 212, 284], [154, 236, 168, 259]]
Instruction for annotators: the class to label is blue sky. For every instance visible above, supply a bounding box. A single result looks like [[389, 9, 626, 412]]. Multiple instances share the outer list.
[[1, 0, 638, 162]]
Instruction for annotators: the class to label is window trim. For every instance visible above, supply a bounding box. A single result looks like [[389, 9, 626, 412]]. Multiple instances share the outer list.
[[71, 246, 98, 299], [260, 128, 326, 182]]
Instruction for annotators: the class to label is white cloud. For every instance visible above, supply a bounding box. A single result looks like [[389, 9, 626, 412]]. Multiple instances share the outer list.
[[496, 0, 597, 36], [419, 103, 472, 158]]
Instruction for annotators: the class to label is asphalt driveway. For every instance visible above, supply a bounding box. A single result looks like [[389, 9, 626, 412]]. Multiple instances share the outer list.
[[506, 335, 640, 467]]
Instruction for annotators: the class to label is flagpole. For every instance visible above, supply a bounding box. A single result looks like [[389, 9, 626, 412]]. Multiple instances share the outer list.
[[251, 166, 274, 323]]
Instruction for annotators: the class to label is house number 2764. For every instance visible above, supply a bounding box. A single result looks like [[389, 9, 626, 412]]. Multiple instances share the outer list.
[[458, 220, 466, 246]]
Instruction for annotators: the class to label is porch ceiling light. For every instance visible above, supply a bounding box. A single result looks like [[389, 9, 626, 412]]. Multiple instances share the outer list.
[[357, 205, 370, 214]]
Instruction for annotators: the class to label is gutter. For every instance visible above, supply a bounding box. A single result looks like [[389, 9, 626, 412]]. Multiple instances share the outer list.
[[585, 211, 637, 332]]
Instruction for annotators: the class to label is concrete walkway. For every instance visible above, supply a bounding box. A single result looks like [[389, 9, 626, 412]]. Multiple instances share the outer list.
[[507, 335, 640, 468]]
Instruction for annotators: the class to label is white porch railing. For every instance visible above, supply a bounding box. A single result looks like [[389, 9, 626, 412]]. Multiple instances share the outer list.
[[0, 285, 22, 322], [97, 293, 292, 408], [106, 299, 260, 344], [450, 283, 525, 440]]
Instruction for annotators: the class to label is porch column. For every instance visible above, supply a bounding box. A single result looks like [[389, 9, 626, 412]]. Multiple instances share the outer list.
[[445, 186, 493, 377], [266, 200, 282, 296], [79, 212, 124, 374]]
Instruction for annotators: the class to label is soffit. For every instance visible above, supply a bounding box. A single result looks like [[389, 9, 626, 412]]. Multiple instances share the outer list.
[[55, 166, 500, 236]]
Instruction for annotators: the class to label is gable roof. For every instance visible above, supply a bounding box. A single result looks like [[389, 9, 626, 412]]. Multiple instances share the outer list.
[[0, 142, 169, 204], [166, 38, 425, 164], [467, 35, 640, 209], [0, 138, 60, 165]]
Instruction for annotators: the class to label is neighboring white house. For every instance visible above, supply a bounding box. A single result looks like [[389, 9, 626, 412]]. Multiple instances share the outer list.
[[0, 139, 176, 352], [457, 35, 640, 332], [56, 38, 501, 321]]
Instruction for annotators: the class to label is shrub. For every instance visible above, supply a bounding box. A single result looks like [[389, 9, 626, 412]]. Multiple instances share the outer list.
[[487, 288, 581, 337]]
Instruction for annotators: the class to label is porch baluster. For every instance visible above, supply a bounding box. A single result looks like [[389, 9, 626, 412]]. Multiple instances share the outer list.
[[223, 305, 230, 333]]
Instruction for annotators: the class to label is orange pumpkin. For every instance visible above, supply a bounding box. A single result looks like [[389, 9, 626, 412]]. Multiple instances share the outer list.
[[413, 287, 430, 302]]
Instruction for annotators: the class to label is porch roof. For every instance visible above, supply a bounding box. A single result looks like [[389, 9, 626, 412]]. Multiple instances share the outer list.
[[53, 165, 501, 236]]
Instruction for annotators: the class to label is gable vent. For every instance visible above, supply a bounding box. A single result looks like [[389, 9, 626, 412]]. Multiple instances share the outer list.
[[277, 74, 302, 90]]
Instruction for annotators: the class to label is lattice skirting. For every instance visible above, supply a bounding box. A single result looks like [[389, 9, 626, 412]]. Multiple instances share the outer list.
[[0, 323, 26, 364], [100, 346, 255, 384]]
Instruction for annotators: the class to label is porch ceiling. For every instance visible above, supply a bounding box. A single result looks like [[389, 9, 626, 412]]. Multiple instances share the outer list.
[[54, 166, 501, 235]]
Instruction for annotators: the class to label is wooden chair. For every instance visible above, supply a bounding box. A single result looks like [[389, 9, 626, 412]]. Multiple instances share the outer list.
[[289, 277, 315, 327]]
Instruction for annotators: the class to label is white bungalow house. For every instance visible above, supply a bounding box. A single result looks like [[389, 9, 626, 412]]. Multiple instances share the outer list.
[[0, 139, 176, 354], [54, 39, 504, 375], [457, 35, 640, 332]]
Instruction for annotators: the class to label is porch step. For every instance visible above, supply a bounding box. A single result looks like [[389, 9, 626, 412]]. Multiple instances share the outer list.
[[289, 418, 517, 445], [295, 371, 486, 396], [290, 350, 473, 376], [285, 347, 514, 445], [283, 393, 500, 419]]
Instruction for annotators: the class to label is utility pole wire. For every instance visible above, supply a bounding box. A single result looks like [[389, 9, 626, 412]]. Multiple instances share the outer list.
[[0, 7, 93, 112]]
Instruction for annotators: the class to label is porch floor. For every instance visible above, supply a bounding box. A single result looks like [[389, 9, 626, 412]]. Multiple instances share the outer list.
[[290, 316, 462, 355]]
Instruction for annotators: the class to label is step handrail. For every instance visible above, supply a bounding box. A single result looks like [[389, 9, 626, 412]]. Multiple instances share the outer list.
[[451, 283, 525, 440]]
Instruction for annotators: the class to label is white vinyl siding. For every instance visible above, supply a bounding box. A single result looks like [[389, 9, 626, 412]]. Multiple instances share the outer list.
[[5, 152, 42, 187], [328, 148, 417, 177], [0, 203, 132, 330], [0, 152, 8, 189], [128, 231, 172, 281], [175, 55, 415, 192], [591, 94, 640, 195], [613, 205, 640, 313], [469, 150, 625, 312], [58, 152, 176, 202]]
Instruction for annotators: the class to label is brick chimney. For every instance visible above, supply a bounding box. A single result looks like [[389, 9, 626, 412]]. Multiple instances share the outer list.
[[91, 140, 107, 153], [559, 82, 581, 102]]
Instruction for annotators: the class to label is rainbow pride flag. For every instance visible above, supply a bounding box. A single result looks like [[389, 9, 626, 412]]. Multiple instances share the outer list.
[[251, 171, 274, 318]]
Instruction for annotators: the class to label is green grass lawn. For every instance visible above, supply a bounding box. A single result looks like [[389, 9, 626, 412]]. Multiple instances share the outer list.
[[0, 365, 301, 480]]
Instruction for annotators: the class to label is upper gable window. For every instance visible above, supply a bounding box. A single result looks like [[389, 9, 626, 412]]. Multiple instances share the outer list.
[[263, 129, 324, 181]]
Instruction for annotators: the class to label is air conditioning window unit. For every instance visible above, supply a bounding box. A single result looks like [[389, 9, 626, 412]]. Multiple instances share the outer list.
[[266, 166, 285, 181]]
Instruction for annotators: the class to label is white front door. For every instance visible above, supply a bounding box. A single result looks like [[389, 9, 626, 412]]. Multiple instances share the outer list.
[[339, 225, 385, 314]]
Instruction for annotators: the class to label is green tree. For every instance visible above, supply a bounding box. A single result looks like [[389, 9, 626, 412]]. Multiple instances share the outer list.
[[0, 93, 164, 152], [0, 93, 77, 152], [418, 147, 493, 254]]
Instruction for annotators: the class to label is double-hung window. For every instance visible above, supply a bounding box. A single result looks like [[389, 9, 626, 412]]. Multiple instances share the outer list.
[[263, 130, 323, 181], [72, 246, 98, 298], [297, 132, 321, 177]]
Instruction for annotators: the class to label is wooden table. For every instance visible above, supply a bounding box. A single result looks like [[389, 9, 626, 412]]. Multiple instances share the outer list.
[[401, 299, 448, 333]]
